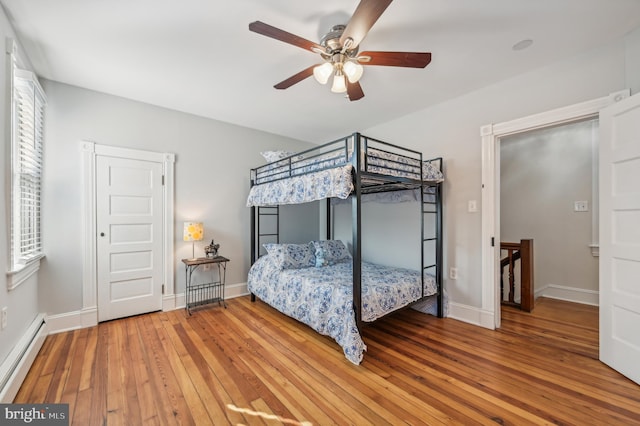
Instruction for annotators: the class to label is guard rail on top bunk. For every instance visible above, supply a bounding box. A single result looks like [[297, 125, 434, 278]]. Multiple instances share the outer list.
[[249, 132, 444, 326]]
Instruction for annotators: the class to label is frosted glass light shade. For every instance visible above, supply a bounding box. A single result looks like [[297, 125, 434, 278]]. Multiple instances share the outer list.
[[343, 60, 364, 83], [313, 62, 333, 85], [331, 73, 347, 93], [183, 222, 203, 242]]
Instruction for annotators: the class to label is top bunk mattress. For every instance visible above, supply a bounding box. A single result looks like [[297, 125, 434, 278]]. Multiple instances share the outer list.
[[252, 133, 444, 185], [247, 133, 443, 207]]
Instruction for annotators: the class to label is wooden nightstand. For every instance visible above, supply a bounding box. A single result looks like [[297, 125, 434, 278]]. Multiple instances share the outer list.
[[182, 256, 229, 314]]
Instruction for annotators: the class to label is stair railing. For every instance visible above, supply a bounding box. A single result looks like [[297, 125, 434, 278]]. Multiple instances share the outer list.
[[500, 239, 534, 312]]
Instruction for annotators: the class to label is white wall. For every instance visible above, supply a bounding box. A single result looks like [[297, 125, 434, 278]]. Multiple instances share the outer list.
[[500, 119, 599, 298], [332, 199, 434, 271], [0, 9, 41, 371], [362, 36, 636, 311], [39, 80, 317, 316]]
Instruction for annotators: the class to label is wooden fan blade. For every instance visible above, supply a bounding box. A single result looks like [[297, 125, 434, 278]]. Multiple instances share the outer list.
[[340, 0, 393, 49], [347, 81, 365, 101], [358, 51, 431, 68], [249, 21, 322, 53], [274, 65, 317, 90]]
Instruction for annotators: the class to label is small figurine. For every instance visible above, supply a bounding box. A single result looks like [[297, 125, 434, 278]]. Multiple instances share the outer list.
[[204, 239, 220, 258]]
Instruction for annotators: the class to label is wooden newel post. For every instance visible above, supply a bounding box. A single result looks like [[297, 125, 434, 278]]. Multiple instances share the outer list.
[[508, 249, 516, 303], [520, 239, 534, 312]]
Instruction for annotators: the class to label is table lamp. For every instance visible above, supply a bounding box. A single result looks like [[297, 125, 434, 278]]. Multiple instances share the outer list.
[[183, 221, 203, 260]]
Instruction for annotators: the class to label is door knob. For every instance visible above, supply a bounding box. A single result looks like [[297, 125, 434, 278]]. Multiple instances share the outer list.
[[100, 232, 105, 237]]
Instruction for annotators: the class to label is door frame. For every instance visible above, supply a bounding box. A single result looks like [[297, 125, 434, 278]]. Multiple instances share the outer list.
[[480, 90, 629, 329], [81, 141, 175, 327]]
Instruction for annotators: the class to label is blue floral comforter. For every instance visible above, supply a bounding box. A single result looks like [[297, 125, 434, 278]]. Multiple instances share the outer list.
[[247, 148, 444, 207], [247, 255, 438, 364], [247, 165, 354, 207]]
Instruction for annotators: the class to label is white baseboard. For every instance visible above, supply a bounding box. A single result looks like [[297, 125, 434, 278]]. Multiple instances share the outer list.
[[534, 286, 547, 300], [47, 307, 98, 334], [162, 294, 179, 312], [47, 283, 250, 333], [444, 288, 598, 332], [448, 302, 495, 330], [81, 307, 98, 328], [226, 282, 249, 299], [537, 284, 599, 306], [172, 282, 248, 309], [0, 314, 47, 402]]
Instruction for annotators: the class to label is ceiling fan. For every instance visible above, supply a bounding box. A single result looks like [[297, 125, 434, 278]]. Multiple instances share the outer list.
[[249, 0, 431, 101]]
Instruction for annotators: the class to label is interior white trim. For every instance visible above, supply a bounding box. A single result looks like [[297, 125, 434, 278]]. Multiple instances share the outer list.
[[538, 284, 599, 306], [448, 302, 495, 329], [46, 310, 84, 334], [0, 314, 47, 402], [172, 283, 248, 310], [481, 90, 629, 329], [47, 288, 250, 334], [590, 121, 600, 257], [81, 142, 175, 325], [162, 294, 178, 312], [5, 257, 42, 291], [224, 282, 248, 300]]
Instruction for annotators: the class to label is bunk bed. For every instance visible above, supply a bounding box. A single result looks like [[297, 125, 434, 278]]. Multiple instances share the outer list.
[[246, 132, 444, 364]]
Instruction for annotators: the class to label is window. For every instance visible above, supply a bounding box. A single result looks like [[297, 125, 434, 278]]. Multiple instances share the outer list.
[[6, 41, 46, 289]]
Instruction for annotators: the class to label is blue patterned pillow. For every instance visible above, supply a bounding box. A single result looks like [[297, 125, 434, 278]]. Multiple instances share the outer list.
[[422, 161, 444, 182], [263, 243, 316, 270], [261, 150, 296, 163], [311, 240, 352, 267]]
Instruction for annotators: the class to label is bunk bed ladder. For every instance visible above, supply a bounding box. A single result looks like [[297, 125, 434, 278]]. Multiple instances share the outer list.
[[254, 206, 280, 262], [422, 183, 444, 317], [250, 205, 280, 302]]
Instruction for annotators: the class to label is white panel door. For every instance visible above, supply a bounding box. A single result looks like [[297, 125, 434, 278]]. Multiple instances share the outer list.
[[599, 93, 640, 384], [97, 155, 164, 322]]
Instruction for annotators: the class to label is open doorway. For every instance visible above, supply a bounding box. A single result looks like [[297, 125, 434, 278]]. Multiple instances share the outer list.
[[480, 90, 629, 329], [499, 118, 599, 310]]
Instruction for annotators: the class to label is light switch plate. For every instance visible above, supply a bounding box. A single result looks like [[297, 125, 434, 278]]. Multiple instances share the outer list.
[[574, 201, 589, 212]]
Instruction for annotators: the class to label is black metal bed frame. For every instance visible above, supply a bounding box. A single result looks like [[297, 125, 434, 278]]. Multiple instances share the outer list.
[[249, 132, 443, 331]]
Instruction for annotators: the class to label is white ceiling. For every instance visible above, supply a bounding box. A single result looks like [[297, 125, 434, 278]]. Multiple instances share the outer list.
[[2, 0, 640, 143]]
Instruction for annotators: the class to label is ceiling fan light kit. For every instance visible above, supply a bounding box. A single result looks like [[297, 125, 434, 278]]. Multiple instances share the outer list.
[[313, 52, 365, 93], [330, 70, 347, 93], [313, 62, 333, 85], [249, 0, 432, 101], [343, 60, 364, 83]]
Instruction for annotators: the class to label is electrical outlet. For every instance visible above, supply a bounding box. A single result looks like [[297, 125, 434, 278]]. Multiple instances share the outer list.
[[1, 307, 7, 330], [468, 200, 478, 213], [449, 267, 458, 280]]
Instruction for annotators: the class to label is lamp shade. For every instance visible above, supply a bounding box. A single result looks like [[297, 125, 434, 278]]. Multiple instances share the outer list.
[[313, 62, 333, 85], [343, 60, 364, 83], [331, 73, 347, 93], [183, 222, 203, 242]]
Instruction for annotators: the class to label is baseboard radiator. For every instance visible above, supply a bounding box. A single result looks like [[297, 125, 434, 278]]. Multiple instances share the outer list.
[[0, 314, 47, 402]]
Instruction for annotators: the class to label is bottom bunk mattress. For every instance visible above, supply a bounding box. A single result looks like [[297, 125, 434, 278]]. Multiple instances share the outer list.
[[247, 254, 438, 364]]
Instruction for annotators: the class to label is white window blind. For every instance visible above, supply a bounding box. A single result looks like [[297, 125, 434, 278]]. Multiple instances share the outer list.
[[11, 68, 46, 268]]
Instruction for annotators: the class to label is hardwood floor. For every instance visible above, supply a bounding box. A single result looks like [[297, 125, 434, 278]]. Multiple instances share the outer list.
[[15, 297, 640, 425]]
